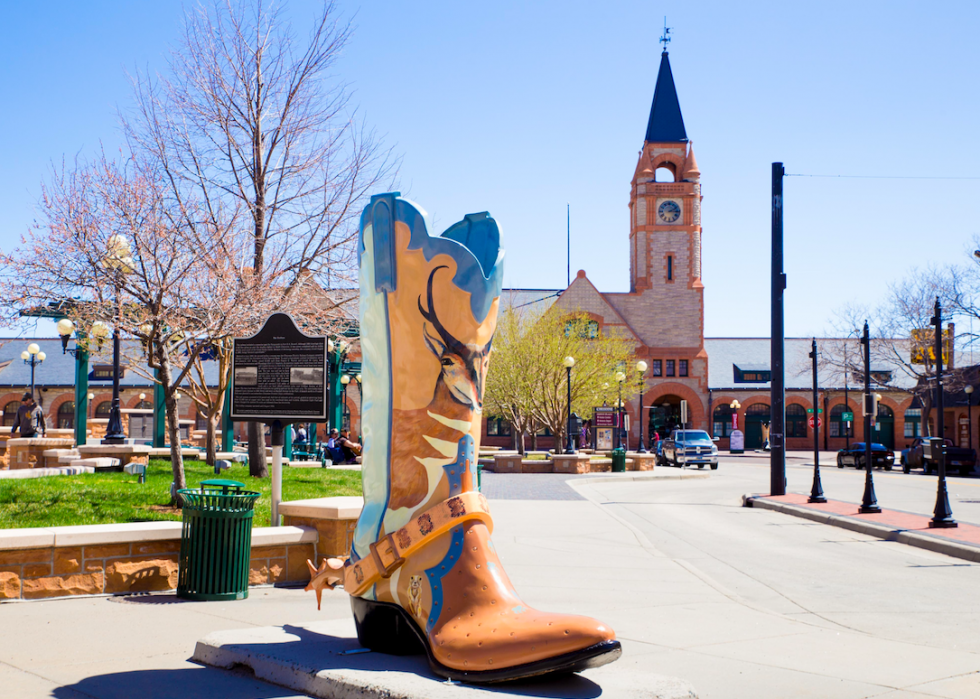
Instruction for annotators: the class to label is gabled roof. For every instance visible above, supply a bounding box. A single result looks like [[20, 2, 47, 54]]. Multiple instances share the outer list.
[[645, 51, 688, 143]]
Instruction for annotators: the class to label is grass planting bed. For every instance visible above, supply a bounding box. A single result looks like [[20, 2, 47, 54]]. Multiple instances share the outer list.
[[0, 459, 362, 529]]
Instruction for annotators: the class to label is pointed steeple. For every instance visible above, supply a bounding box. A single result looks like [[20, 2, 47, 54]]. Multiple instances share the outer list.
[[682, 143, 700, 181], [645, 51, 687, 143]]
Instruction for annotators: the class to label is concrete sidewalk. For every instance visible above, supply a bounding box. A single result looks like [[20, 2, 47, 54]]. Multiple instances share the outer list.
[[745, 492, 980, 563], [0, 471, 700, 699]]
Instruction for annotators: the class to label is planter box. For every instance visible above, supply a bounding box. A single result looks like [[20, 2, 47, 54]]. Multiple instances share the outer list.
[[8, 438, 75, 470], [0, 521, 317, 601], [493, 454, 523, 474], [521, 459, 554, 474], [552, 454, 591, 474], [626, 452, 656, 471], [589, 458, 612, 473]]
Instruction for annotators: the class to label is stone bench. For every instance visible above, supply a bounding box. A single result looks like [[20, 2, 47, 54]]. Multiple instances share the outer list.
[[0, 465, 96, 479], [279, 496, 362, 563], [69, 458, 121, 471]]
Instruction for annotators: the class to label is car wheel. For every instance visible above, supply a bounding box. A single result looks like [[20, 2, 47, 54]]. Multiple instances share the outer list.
[[671, 455, 679, 468], [697, 464, 704, 469], [902, 458, 910, 474], [885, 463, 892, 471], [837, 455, 844, 468], [710, 464, 718, 470]]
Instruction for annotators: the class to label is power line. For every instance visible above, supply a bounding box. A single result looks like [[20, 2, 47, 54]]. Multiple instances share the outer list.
[[786, 173, 980, 181]]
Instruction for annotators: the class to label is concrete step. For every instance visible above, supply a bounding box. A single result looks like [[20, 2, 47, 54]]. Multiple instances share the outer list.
[[69, 457, 121, 472]]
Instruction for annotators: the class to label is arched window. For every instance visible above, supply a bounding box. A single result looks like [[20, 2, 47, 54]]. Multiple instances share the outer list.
[[830, 404, 854, 438], [655, 166, 675, 182], [786, 404, 807, 438], [712, 404, 734, 438], [95, 401, 112, 418], [3, 401, 19, 427], [58, 401, 75, 429], [746, 403, 771, 418], [904, 408, 921, 438]]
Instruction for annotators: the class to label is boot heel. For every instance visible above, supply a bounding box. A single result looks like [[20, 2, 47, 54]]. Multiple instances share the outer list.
[[351, 595, 427, 656]]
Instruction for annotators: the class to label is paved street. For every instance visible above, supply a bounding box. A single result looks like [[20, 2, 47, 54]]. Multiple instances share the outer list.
[[574, 453, 980, 698], [2, 456, 980, 698]]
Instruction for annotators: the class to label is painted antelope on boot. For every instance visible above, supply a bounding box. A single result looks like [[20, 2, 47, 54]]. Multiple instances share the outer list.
[[384, 266, 491, 526]]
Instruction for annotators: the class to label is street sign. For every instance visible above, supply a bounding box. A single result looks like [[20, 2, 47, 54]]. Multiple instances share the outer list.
[[842, 411, 854, 421], [594, 406, 619, 427], [807, 415, 822, 429], [230, 313, 328, 422]]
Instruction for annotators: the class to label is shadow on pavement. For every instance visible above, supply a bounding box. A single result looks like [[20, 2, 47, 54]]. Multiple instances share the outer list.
[[52, 667, 299, 699]]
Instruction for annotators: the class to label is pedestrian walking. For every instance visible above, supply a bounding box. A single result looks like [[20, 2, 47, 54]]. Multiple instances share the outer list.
[[11, 392, 45, 438]]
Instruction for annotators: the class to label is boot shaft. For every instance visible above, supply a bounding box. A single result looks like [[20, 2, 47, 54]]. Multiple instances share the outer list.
[[354, 194, 504, 562]]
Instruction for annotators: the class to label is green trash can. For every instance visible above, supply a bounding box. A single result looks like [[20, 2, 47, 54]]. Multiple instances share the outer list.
[[477, 463, 483, 492], [611, 448, 627, 473], [177, 479, 260, 601]]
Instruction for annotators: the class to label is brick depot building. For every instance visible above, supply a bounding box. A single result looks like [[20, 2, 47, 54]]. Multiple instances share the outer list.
[[483, 49, 965, 454]]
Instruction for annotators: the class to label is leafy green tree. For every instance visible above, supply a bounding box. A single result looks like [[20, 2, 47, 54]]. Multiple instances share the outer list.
[[485, 307, 634, 453]]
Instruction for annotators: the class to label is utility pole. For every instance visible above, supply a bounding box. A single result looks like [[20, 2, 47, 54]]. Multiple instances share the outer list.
[[770, 162, 786, 495], [809, 338, 826, 503]]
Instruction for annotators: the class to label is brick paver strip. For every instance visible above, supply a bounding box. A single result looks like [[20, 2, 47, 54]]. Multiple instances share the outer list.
[[749, 493, 980, 562]]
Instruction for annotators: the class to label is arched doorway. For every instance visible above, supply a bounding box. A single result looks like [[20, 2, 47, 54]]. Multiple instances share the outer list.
[[745, 403, 770, 449], [649, 395, 683, 438], [3, 401, 19, 427], [875, 404, 895, 449]]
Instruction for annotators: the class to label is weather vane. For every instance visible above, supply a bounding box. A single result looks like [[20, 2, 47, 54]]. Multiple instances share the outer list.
[[660, 17, 671, 52]]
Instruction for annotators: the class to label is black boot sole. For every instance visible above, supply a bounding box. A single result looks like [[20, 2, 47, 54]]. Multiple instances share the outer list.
[[351, 595, 622, 684]]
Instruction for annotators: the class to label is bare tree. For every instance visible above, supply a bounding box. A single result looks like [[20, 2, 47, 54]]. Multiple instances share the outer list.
[[125, 0, 396, 476], [823, 270, 957, 439], [0, 152, 255, 502]]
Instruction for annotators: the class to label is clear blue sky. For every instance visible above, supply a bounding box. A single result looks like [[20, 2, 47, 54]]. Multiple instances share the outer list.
[[3, 1, 979, 339]]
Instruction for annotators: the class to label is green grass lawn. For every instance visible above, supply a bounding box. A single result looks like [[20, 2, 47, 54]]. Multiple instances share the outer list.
[[0, 459, 362, 529]]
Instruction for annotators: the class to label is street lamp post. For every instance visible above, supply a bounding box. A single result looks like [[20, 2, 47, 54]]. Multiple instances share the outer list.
[[563, 356, 576, 454], [21, 343, 45, 397], [636, 361, 648, 453], [615, 371, 626, 449], [859, 321, 881, 513], [808, 338, 826, 503], [929, 298, 957, 528], [103, 235, 134, 445], [340, 374, 350, 431], [966, 385, 975, 454]]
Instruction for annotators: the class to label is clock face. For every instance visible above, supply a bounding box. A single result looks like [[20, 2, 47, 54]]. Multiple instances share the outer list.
[[658, 200, 681, 223]]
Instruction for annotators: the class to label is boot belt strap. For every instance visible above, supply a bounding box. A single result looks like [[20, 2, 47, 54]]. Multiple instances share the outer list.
[[344, 491, 492, 597]]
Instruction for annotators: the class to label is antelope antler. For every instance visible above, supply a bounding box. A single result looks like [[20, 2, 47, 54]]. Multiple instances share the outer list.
[[417, 266, 469, 357]]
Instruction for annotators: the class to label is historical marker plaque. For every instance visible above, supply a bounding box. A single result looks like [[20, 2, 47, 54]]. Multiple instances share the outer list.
[[230, 313, 328, 422]]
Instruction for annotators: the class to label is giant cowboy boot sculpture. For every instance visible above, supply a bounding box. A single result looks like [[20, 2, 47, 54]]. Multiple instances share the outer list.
[[308, 193, 621, 683]]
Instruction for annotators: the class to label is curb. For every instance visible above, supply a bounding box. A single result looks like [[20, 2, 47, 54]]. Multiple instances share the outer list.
[[742, 494, 980, 564]]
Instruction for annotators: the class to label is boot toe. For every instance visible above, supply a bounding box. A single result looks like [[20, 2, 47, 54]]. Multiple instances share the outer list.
[[432, 609, 615, 672]]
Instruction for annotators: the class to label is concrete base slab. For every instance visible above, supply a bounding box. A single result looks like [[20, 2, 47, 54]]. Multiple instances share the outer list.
[[194, 617, 697, 699]]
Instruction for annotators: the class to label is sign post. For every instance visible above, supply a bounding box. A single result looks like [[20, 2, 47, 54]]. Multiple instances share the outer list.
[[231, 314, 328, 525]]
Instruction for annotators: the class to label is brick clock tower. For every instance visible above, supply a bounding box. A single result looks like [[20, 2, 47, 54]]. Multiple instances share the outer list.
[[628, 48, 708, 427]]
